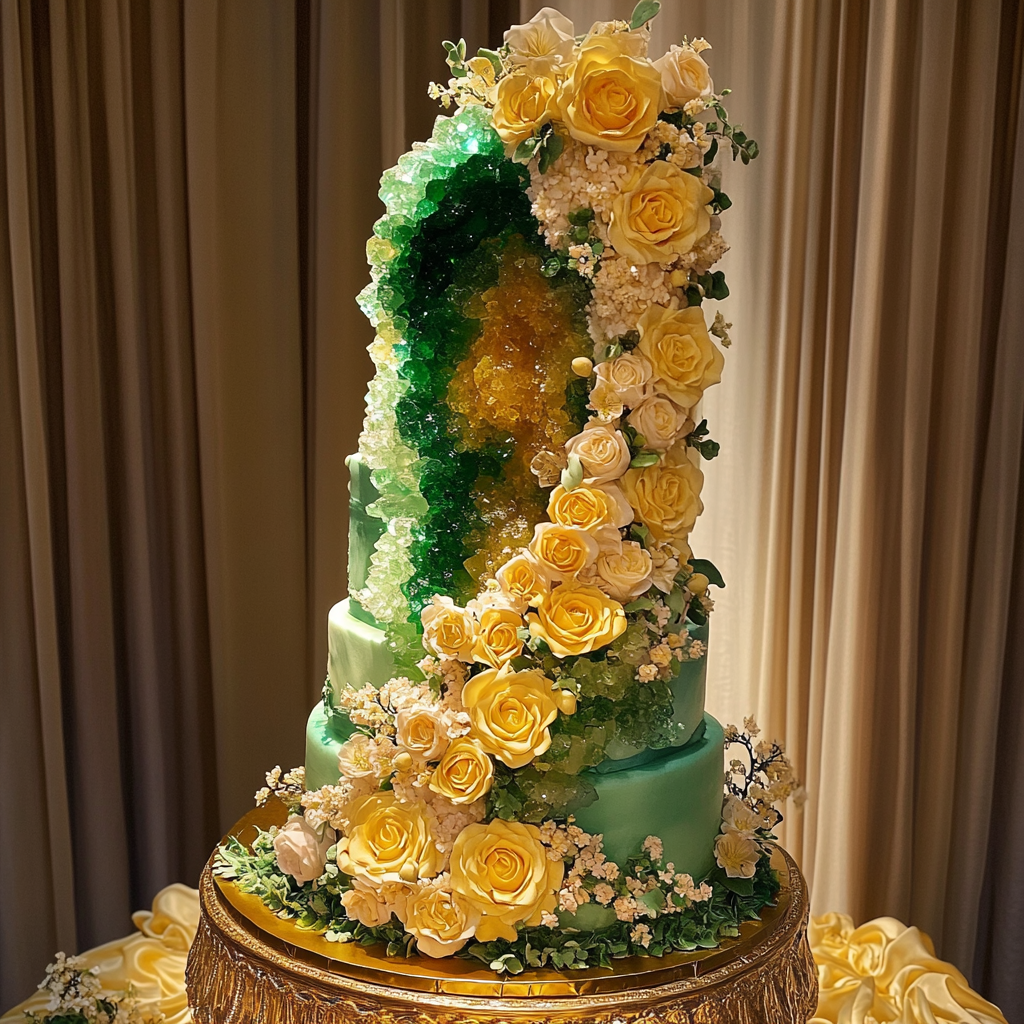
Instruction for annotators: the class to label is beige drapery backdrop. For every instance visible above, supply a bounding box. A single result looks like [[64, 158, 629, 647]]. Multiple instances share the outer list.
[[538, 0, 1024, 1015], [2, 0, 1022, 1015], [0, 0, 514, 1007]]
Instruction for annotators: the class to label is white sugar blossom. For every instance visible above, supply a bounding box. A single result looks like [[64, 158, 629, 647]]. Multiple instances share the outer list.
[[715, 826, 761, 879]]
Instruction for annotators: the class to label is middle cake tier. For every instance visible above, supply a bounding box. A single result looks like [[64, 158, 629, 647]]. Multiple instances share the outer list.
[[319, 597, 710, 762]]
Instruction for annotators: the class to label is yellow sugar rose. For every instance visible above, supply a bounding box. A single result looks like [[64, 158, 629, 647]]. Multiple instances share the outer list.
[[594, 539, 654, 602], [637, 303, 723, 408], [493, 73, 559, 153], [429, 737, 494, 804], [556, 42, 662, 153], [608, 161, 713, 265], [621, 447, 704, 544], [403, 883, 481, 958], [420, 595, 477, 662], [335, 791, 442, 885], [462, 664, 575, 769], [340, 878, 398, 928], [529, 522, 599, 581], [472, 606, 525, 668], [449, 819, 564, 941], [395, 703, 450, 762], [565, 420, 632, 484], [495, 553, 550, 612], [528, 582, 627, 657], [593, 351, 653, 407], [627, 393, 692, 451], [653, 44, 713, 109], [547, 481, 633, 533]]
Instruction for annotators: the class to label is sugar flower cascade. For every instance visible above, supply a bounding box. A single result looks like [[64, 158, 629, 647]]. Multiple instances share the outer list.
[[217, 2, 802, 974]]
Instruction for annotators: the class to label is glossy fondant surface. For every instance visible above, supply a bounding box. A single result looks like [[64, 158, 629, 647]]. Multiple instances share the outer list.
[[305, 701, 354, 791], [327, 598, 394, 701], [575, 714, 724, 883], [345, 454, 384, 626]]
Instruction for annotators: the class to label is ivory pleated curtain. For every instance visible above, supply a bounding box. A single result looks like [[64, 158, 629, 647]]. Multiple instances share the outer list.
[[1, 0, 1022, 1016]]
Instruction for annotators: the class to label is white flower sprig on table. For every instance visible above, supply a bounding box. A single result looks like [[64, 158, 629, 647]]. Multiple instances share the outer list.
[[24, 952, 155, 1024]]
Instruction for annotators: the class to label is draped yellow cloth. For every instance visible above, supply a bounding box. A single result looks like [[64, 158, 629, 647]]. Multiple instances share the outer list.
[[1, 887, 1007, 1024], [809, 914, 1008, 1024], [1, 886, 198, 1024]]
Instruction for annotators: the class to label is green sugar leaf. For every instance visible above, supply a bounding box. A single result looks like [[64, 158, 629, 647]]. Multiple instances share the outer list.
[[629, 0, 661, 29], [629, 452, 660, 468], [630, 523, 650, 545], [561, 454, 584, 491], [689, 557, 726, 588], [477, 47, 503, 74], [639, 887, 667, 913], [538, 131, 564, 174], [719, 874, 754, 896]]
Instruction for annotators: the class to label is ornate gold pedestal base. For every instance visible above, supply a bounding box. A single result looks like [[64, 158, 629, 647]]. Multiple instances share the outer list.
[[186, 806, 818, 1023]]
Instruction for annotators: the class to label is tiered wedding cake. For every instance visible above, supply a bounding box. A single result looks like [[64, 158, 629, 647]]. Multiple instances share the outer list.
[[215, 2, 800, 976]]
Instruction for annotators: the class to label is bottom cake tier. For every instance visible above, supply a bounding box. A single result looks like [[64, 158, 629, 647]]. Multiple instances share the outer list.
[[307, 704, 725, 887]]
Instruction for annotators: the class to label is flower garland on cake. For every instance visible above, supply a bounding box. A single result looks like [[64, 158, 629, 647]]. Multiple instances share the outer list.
[[217, 2, 804, 973]]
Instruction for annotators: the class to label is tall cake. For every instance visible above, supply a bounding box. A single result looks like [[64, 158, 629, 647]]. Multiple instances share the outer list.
[[217, 2, 799, 973]]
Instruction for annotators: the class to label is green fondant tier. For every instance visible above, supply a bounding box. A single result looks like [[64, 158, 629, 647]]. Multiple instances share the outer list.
[[305, 708, 725, 888], [305, 701, 356, 791], [574, 712, 724, 882], [345, 454, 384, 626], [326, 598, 394, 702]]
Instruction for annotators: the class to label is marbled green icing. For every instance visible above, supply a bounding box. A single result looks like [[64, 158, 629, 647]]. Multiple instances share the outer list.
[[327, 598, 394, 701], [574, 713, 724, 883], [345, 454, 384, 626]]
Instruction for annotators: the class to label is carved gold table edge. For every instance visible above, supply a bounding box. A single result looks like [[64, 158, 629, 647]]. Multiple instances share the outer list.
[[186, 804, 818, 1023]]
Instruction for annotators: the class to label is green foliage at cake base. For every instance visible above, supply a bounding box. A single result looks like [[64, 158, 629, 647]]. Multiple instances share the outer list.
[[214, 827, 780, 974]]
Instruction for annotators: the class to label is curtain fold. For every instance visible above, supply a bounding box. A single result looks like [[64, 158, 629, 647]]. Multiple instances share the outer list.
[[539, 0, 1024, 1009], [1, 0, 1022, 1014]]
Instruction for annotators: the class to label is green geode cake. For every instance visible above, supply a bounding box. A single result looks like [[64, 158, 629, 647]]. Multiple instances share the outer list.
[[217, 3, 800, 972]]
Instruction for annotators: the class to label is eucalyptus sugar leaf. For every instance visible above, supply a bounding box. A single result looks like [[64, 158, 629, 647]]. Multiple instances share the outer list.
[[561, 454, 584, 491], [629, 0, 661, 29]]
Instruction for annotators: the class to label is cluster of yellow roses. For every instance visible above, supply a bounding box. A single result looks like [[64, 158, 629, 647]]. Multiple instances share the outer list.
[[492, 9, 713, 156], [336, 800, 563, 950], [299, 665, 574, 952]]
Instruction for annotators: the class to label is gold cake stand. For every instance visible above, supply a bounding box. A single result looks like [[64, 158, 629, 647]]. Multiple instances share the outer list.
[[186, 802, 818, 1023]]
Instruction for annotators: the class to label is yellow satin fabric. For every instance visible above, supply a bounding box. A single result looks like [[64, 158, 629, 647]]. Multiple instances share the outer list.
[[1, 891, 1008, 1023], [809, 913, 1008, 1024], [1, 885, 198, 1024]]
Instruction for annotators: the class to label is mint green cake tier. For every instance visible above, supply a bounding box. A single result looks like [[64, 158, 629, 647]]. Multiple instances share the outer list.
[[305, 701, 356, 791], [602, 618, 709, 762], [564, 714, 725, 931], [326, 598, 394, 703]]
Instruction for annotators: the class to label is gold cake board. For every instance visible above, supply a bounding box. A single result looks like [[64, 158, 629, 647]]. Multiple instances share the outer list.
[[186, 803, 818, 1022]]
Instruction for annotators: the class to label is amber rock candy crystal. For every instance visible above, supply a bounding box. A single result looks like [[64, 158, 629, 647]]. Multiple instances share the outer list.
[[448, 238, 590, 584]]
